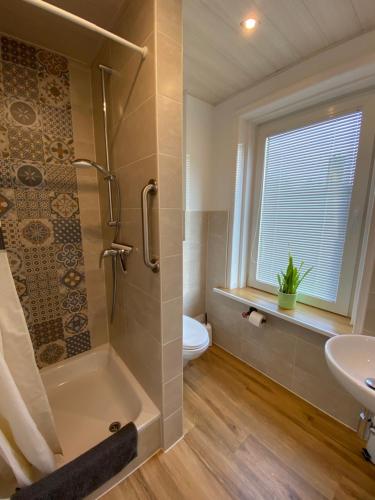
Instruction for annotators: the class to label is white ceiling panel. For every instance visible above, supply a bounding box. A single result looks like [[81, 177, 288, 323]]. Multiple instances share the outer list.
[[184, 0, 375, 104]]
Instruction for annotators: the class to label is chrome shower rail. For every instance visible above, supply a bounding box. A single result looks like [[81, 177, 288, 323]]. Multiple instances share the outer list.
[[141, 180, 160, 273], [21, 0, 148, 59]]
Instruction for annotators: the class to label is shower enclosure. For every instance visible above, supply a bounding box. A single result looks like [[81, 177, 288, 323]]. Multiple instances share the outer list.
[[0, 0, 183, 495]]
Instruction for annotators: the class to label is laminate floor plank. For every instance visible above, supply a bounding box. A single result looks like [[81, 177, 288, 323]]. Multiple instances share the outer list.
[[104, 346, 375, 500]]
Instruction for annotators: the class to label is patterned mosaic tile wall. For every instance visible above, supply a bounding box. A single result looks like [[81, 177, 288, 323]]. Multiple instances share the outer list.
[[0, 36, 91, 367]]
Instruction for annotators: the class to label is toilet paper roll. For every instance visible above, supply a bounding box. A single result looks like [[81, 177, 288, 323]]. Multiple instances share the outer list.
[[248, 311, 265, 327]]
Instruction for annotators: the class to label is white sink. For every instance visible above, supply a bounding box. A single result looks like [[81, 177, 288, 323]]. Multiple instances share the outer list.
[[325, 335, 375, 414]]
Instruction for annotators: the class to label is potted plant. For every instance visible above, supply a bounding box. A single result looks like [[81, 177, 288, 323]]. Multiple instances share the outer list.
[[277, 254, 312, 310]]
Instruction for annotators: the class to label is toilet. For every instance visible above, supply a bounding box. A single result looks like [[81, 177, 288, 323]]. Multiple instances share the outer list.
[[183, 315, 210, 367]]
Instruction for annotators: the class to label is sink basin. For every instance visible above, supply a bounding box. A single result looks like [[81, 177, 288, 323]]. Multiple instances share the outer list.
[[325, 335, 375, 413]]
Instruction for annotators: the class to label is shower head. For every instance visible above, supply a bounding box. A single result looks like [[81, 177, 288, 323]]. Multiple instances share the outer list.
[[72, 158, 110, 177]]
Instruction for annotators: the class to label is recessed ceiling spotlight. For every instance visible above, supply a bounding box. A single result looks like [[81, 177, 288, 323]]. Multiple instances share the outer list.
[[241, 18, 257, 30]]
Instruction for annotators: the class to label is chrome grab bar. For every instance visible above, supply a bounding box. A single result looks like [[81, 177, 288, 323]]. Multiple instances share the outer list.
[[141, 179, 160, 273]]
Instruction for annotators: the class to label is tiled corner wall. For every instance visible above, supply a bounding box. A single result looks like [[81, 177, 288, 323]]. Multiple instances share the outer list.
[[205, 210, 363, 429], [0, 35, 108, 366], [364, 267, 375, 336], [91, 0, 183, 450], [183, 210, 208, 317]]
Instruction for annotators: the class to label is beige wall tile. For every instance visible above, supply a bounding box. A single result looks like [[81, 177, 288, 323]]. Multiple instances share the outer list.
[[163, 407, 183, 450], [160, 209, 183, 257], [183, 287, 206, 318], [116, 155, 157, 208], [158, 154, 182, 209], [157, 95, 182, 157], [112, 96, 157, 168], [116, 0, 154, 47], [157, 0, 182, 46], [163, 337, 183, 381], [109, 32, 155, 131], [185, 211, 208, 243], [157, 32, 182, 102], [163, 374, 183, 417], [161, 254, 183, 301], [370, 267, 375, 294], [162, 296, 183, 344], [183, 211, 208, 316], [364, 292, 375, 335], [126, 282, 162, 343]]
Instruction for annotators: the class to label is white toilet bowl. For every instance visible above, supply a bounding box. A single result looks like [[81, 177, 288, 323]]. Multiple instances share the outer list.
[[183, 315, 209, 367]]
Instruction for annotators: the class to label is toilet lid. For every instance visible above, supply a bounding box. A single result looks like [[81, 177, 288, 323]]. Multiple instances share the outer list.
[[183, 315, 209, 350]]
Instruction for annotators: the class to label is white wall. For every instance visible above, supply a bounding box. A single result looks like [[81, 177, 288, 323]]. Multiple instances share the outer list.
[[210, 29, 375, 211], [185, 94, 214, 211]]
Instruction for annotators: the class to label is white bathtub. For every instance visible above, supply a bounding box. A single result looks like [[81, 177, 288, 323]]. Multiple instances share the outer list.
[[41, 344, 161, 497]]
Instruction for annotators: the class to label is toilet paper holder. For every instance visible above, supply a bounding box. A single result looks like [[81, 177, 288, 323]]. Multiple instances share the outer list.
[[241, 307, 266, 324]]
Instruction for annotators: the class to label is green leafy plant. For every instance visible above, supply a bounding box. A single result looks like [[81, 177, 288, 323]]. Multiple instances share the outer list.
[[277, 254, 313, 295]]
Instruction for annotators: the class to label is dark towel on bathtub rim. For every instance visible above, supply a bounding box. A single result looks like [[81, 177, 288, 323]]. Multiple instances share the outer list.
[[11, 422, 138, 500]]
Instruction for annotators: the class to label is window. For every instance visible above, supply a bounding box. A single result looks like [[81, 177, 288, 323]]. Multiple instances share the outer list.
[[248, 97, 374, 316]]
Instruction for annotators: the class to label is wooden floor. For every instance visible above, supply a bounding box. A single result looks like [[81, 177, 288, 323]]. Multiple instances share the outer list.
[[105, 346, 375, 500]]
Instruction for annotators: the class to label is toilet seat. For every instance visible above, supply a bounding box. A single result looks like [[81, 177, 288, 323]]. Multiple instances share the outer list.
[[183, 315, 209, 351]]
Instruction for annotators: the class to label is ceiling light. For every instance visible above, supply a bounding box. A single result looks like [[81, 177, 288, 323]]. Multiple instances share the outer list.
[[241, 18, 257, 30]]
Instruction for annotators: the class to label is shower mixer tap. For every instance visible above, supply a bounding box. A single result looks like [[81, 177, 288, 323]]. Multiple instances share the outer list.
[[99, 244, 133, 273]]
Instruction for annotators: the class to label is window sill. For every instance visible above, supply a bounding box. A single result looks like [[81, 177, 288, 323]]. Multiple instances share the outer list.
[[213, 287, 352, 337]]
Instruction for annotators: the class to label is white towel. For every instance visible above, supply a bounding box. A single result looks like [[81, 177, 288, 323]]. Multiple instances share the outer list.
[[0, 249, 62, 487]]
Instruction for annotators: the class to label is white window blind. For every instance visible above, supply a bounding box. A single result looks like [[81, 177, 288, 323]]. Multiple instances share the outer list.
[[256, 111, 363, 305]]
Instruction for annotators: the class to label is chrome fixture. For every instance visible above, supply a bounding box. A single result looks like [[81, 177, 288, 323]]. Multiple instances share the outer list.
[[366, 379, 375, 391], [99, 65, 118, 229], [72, 158, 121, 234], [21, 0, 148, 59], [72, 65, 133, 322], [100, 243, 133, 322], [141, 179, 159, 273], [72, 158, 112, 178]]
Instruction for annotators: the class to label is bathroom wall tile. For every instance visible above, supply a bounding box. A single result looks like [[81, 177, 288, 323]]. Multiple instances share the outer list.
[[163, 407, 183, 450], [159, 209, 182, 257], [109, 32, 155, 128], [213, 323, 243, 360], [157, 0, 182, 46], [157, 32, 182, 102], [125, 282, 162, 343], [183, 241, 206, 288], [2, 61, 38, 100], [185, 211, 208, 243], [183, 286, 206, 318], [116, 155, 157, 208], [158, 154, 182, 209], [0, 38, 97, 364], [206, 212, 228, 288], [364, 293, 375, 335], [1, 35, 37, 69], [115, 0, 154, 48], [36, 339, 67, 368], [126, 252, 161, 302], [183, 211, 208, 316], [163, 337, 183, 382], [161, 254, 183, 301], [157, 95, 182, 158], [208, 210, 229, 238], [83, 269, 108, 348], [65, 330, 91, 357], [370, 267, 375, 294], [163, 374, 183, 418], [112, 96, 157, 168], [162, 296, 183, 344]]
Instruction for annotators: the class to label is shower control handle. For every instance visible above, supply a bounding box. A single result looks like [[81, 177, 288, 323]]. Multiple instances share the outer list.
[[141, 179, 160, 273]]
